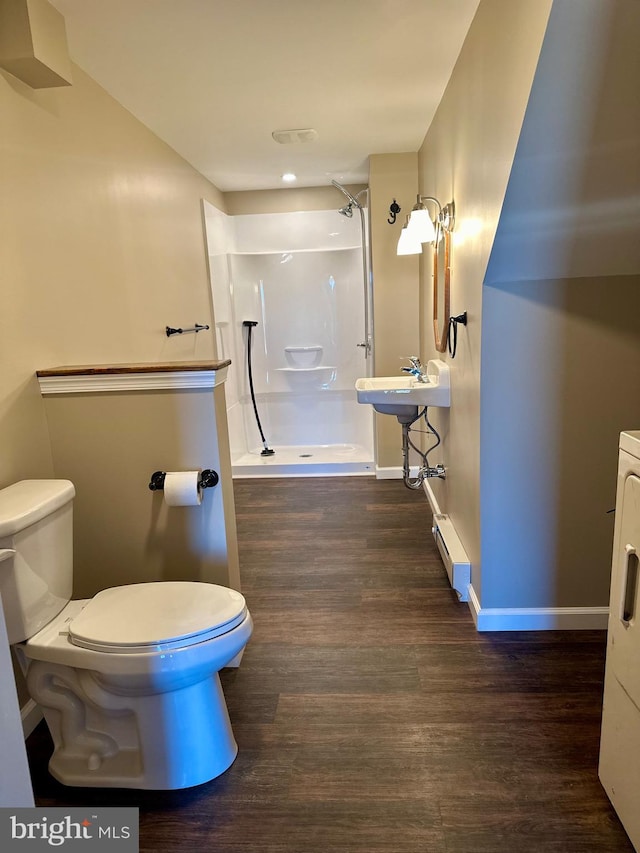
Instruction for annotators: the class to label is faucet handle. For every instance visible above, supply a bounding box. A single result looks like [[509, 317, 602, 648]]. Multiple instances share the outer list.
[[403, 355, 422, 368]]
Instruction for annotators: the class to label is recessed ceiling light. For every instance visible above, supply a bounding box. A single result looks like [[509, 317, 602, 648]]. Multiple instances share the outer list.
[[282, 173, 297, 183]]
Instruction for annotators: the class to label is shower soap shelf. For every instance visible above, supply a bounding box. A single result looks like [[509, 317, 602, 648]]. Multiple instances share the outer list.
[[284, 345, 323, 353], [276, 366, 336, 373], [283, 345, 325, 370]]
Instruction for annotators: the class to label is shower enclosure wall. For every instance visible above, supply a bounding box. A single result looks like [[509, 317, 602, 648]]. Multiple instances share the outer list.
[[205, 203, 374, 477]]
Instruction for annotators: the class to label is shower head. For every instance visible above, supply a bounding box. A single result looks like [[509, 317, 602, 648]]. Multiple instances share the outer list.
[[331, 179, 367, 212]]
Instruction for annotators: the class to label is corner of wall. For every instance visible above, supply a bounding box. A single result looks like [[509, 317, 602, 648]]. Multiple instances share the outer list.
[[368, 153, 419, 469]]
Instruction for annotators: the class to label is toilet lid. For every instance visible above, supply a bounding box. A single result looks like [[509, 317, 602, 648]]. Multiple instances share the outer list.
[[68, 582, 247, 654]]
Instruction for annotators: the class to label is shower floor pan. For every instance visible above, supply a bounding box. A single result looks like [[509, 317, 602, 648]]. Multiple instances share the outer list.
[[232, 443, 374, 478]]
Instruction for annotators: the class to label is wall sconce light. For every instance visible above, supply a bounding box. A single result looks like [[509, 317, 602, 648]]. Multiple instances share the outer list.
[[397, 216, 423, 255], [397, 195, 455, 255], [408, 195, 440, 243]]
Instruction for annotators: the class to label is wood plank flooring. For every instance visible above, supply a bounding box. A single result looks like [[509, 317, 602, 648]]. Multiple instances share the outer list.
[[27, 476, 633, 852]]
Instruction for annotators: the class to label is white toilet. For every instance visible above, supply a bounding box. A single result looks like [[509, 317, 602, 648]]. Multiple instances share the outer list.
[[0, 479, 253, 790]]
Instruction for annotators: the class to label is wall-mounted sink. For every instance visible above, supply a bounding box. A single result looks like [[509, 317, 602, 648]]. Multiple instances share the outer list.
[[355, 359, 450, 419]]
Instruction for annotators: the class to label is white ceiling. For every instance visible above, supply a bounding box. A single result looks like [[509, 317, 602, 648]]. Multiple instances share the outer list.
[[51, 0, 480, 192]]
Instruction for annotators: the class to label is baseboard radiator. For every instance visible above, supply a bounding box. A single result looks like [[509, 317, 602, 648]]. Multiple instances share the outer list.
[[422, 481, 470, 602]]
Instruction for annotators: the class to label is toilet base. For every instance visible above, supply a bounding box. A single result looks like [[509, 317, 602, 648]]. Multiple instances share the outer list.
[[48, 742, 239, 790], [29, 661, 240, 789]]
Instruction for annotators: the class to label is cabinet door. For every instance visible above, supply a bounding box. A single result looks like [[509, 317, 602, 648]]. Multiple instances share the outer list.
[[608, 473, 640, 710], [599, 670, 640, 850]]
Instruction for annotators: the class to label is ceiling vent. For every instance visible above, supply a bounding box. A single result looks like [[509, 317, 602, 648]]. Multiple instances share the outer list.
[[272, 128, 318, 144]]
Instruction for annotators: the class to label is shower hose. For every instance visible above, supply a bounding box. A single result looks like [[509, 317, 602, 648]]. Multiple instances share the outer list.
[[242, 321, 275, 457]]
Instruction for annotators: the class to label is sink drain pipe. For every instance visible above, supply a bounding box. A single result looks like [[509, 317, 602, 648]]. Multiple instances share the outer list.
[[242, 320, 275, 457], [401, 408, 444, 489]]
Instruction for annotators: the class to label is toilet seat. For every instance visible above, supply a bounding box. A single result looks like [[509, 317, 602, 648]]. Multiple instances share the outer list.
[[68, 582, 247, 654]]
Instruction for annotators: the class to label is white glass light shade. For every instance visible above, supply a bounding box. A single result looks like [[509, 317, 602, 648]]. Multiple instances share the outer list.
[[397, 225, 422, 256], [407, 208, 436, 244]]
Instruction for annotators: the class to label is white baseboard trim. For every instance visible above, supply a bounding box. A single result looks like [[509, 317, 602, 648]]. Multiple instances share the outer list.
[[374, 466, 401, 480], [422, 478, 442, 516], [375, 465, 419, 480], [21, 699, 43, 738], [467, 584, 609, 631]]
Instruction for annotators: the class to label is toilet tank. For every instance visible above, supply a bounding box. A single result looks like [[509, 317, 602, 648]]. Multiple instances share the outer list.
[[0, 480, 75, 644]]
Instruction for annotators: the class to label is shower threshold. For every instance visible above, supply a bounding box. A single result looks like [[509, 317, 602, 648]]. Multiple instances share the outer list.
[[232, 443, 374, 478]]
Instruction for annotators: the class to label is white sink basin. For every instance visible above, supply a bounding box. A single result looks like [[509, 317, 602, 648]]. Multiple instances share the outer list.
[[355, 359, 450, 418]]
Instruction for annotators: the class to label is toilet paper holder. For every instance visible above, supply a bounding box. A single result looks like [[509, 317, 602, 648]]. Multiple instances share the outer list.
[[148, 469, 219, 491]]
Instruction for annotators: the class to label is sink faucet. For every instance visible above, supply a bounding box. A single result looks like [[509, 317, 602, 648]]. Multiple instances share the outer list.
[[401, 356, 429, 383]]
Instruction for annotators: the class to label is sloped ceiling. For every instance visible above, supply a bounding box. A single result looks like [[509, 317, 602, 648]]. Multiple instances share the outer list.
[[51, 0, 480, 191], [486, 0, 640, 284]]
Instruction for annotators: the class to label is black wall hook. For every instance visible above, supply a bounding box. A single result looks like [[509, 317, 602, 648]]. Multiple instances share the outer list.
[[387, 199, 401, 225]]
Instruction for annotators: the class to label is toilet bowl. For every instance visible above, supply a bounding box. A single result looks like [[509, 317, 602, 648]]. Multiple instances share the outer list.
[[0, 480, 253, 790]]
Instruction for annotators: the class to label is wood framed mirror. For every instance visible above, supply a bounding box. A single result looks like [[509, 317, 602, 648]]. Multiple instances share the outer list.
[[432, 202, 454, 353], [433, 227, 451, 353]]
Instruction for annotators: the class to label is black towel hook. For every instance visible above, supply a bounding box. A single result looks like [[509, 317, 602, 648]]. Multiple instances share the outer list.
[[387, 199, 401, 225]]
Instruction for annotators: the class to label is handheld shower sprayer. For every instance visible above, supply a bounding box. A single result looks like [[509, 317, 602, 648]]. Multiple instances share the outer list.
[[242, 320, 275, 457]]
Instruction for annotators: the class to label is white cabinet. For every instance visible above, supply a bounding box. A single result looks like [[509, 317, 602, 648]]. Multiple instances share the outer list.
[[599, 432, 640, 851]]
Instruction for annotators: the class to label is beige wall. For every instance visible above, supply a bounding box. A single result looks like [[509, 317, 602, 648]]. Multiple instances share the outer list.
[[479, 0, 640, 609], [481, 276, 640, 608], [0, 58, 240, 580], [368, 153, 419, 469], [225, 184, 367, 216], [42, 384, 239, 599], [486, 0, 640, 285], [0, 62, 225, 489], [1, 57, 237, 707], [417, 0, 640, 613], [417, 0, 553, 581]]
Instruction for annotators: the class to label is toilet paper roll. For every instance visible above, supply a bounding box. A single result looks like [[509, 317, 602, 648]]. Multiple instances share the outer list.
[[163, 471, 202, 507]]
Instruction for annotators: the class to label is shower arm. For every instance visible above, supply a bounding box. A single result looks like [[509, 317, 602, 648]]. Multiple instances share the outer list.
[[331, 179, 363, 210]]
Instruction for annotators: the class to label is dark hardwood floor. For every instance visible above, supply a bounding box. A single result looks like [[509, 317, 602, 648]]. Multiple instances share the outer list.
[[27, 476, 633, 852]]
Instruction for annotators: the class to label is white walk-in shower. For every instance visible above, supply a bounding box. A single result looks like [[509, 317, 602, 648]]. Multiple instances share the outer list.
[[204, 201, 374, 477]]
